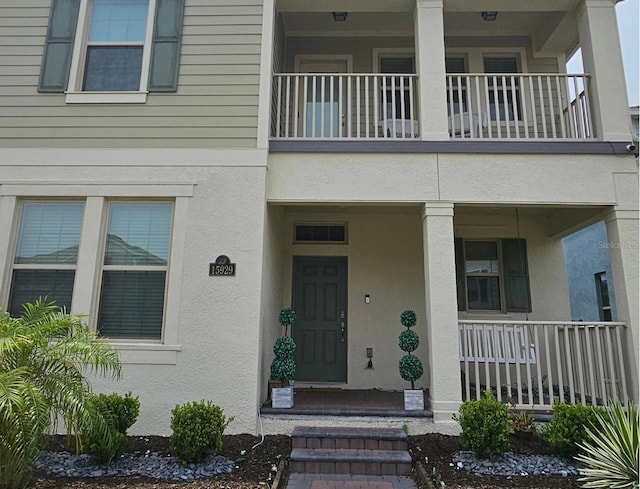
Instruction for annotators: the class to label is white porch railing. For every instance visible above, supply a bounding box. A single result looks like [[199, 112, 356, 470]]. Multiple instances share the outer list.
[[458, 320, 629, 410], [446, 73, 593, 140], [272, 73, 419, 139]]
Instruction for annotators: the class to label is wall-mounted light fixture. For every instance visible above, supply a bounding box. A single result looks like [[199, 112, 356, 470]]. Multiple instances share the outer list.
[[481, 11, 498, 21], [332, 12, 348, 22]]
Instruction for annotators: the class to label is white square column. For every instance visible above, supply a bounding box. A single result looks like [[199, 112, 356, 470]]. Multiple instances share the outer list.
[[576, 0, 633, 141], [422, 202, 462, 422], [605, 208, 639, 401], [414, 0, 449, 141]]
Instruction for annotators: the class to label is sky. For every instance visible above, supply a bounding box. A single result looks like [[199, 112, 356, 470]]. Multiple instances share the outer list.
[[567, 0, 639, 107]]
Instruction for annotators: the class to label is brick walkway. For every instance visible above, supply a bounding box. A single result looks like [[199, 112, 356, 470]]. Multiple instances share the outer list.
[[286, 474, 417, 489]]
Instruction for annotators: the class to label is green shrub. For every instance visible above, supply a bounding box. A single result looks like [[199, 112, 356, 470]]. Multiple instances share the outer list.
[[170, 401, 233, 465], [397, 310, 423, 389], [85, 392, 140, 464], [541, 402, 603, 457], [453, 390, 510, 459], [576, 402, 639, 488]]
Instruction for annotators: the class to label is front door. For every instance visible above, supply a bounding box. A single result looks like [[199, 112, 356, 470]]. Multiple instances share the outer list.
[[292, 256, 348, 382]]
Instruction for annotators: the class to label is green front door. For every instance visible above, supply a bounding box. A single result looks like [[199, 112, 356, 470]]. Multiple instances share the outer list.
[[292, 256, 348, 382]]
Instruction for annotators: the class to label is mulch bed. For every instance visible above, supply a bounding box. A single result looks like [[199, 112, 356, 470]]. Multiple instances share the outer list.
[[32, 433, 581, 489]]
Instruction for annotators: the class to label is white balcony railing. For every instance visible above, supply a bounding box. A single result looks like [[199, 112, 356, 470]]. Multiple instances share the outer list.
[[271, 73, 594, 141], [446, 73, 593, 140], [459, 320, 629, 410], [272, 73, 419, 139]]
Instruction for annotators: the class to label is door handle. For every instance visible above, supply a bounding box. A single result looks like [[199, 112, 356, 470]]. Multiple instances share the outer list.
[[340, 310, 345, 342]]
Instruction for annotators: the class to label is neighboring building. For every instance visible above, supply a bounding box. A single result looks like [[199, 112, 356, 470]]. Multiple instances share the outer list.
[[563, 220, 617, 322], [0, 0, 638, 435]]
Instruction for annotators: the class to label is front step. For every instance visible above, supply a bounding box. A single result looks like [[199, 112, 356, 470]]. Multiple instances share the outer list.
[[290, 426, 411, 476]]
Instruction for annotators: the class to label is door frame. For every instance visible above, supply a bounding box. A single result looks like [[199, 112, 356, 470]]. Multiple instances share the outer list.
[[291, 255, 348, 383]]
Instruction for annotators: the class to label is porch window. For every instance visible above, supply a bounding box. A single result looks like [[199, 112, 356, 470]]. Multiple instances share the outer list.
[[446, 57, 467, 114], [295, 223, 347, 244], [484, 57, 521, 121], [455, 238, 531, 313], [594, 271, 612, 321], [380, 57, 415, 121]]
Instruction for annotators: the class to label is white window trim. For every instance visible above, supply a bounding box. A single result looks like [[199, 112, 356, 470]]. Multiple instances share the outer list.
[[65, 0, 157, 104]]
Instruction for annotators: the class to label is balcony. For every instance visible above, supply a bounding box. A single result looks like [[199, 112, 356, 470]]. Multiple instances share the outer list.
[[458, 320, 630, 410], [271, 73, 593, 141]]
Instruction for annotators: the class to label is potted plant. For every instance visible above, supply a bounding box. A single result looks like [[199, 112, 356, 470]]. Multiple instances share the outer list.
[[508, 403, 536, 439], [398, 310, 424, 410], [269, 308, 296, 408]]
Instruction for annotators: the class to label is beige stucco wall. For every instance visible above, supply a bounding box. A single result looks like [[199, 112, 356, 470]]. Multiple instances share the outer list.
[[0, 148, 269, 436]]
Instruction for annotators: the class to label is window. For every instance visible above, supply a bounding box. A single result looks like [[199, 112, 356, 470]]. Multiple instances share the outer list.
[[8, 202, 84, 317], [295, 224, 347, 243], [97, 202, 173, 339], [379, 57, 415, 121], [455, 238, 531, 313], [484, 57, 521, 121], [446, 57, 467, 114], [83, 0, 150, 91], [38, 0, 184, 99], [594, 272, 612, 321]]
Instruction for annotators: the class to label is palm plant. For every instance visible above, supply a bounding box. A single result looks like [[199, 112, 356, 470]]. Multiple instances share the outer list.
[[576, 401, 639, 489], [0, 299, 121, 489]]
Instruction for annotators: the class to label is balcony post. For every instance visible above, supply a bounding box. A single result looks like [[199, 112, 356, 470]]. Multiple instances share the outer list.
[[414, 0, 449, 140], [422, 202, 462, 423], [576, 0, 633, 141], [604, 195, 639, 401]]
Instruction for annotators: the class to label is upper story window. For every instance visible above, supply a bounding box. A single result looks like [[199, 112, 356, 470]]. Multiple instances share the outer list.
[[8, 202, 85, 317], [83, 0, 151, 91], [38, 0, 184, 102], [446, 57, 467, 115], [594, 271, 612, 321], [379, 57, 415, 121], [484, 57, 521, 121]]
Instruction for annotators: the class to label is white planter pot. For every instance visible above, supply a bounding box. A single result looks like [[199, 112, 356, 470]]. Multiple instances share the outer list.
[[271, 386, 294, 408], [404, 389, 424, 410]]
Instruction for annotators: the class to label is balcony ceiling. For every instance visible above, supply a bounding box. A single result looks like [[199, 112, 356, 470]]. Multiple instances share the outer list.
[[280, 9, 578, 55]]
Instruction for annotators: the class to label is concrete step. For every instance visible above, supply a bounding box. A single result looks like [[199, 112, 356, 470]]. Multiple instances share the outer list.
[[290, 448, 412, 475], [290, 426, 412, 476], [291, 426, 408, 451]]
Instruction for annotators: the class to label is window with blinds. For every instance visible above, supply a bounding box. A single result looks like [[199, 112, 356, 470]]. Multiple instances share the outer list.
[[97, 202, 173, 339], [8, 201, 85, 317]]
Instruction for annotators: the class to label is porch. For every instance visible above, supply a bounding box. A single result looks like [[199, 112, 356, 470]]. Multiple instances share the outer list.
[[271, 73, 592, 140]]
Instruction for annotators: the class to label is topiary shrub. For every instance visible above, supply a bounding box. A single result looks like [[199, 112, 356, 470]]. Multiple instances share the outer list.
[[270, 308, 297, 386], [170, 400, 233, 465], [453, 389, 510, 459], [541, 402, 604, 457], [85, 391, 140, 464], [398, 310, 423, 389]]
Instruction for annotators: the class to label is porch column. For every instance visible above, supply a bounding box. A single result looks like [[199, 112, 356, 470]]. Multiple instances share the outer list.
[[604, 207, 639, 401], [576, 0, 632, 141], [422, 202, 462, 422], [414, 0, 449, 141]]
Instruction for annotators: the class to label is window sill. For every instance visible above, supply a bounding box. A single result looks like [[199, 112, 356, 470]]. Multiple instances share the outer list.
[[109, 343, 181, 365], [65, 91, 148, 104]]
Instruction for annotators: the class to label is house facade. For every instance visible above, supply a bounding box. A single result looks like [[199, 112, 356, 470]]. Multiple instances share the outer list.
[[0, 0, 637, 435]]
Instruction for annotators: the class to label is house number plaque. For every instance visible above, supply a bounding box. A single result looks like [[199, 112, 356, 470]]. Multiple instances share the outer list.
[[209, 255, 236, 276]]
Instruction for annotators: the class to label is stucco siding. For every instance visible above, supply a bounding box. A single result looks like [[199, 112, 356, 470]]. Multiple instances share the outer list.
[[0, 0, 264, 149]]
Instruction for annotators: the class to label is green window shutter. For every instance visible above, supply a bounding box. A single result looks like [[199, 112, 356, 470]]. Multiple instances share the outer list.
[[502, 238, 532, 312], [454, 238, 466, 311], [148, 0, 184, 92], [38, 0, 80, 92]]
